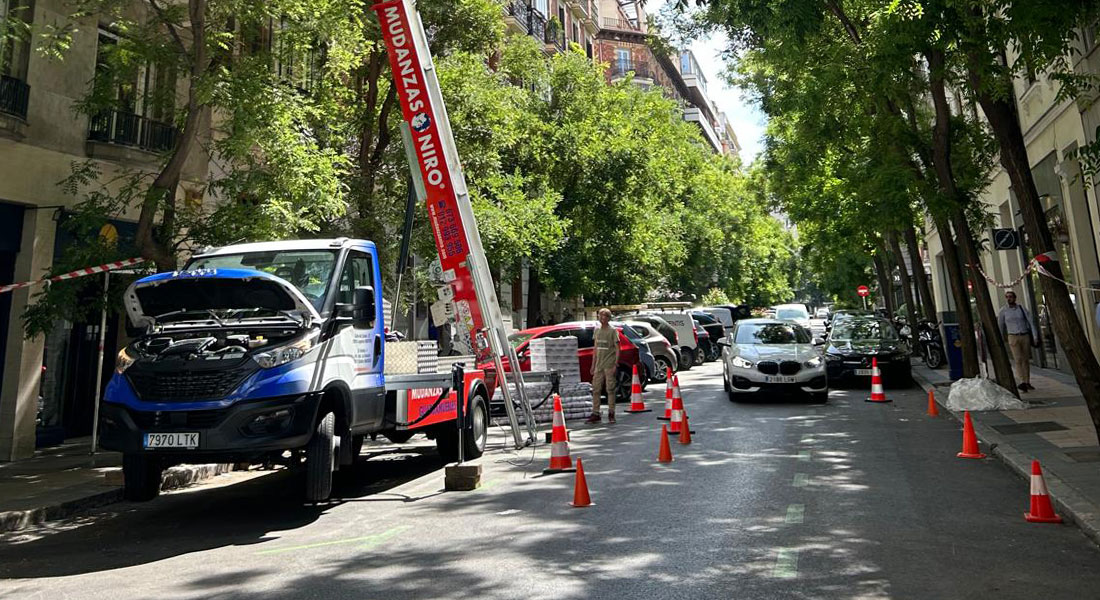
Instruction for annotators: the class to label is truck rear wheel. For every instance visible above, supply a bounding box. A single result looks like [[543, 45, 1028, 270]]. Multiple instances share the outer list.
[[305, 411, 336, 502], [123, 453, 163, 502], [436, 394, 488, 462]]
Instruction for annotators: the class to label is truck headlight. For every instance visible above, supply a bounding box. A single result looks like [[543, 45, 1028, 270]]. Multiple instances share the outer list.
[[805, 356, 823, 368], [115, 347, 137, 373], [730, 356, 754, 369], [254, 333, 317, 369]]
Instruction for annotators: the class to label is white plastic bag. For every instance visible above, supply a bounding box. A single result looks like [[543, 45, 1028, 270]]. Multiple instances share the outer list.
[[946, 377, 1028, 411]]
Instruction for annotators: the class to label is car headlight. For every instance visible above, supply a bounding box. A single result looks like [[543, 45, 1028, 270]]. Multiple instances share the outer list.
[[115, 347, 137, 373], [730, 356, 754, 369], [824, 353, 842, 362], [805, 356, 823, 368], [254, 333, 318, 369]]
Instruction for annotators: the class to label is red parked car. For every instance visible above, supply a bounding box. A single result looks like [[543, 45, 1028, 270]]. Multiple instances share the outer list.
[[494, 321, 643, 401]]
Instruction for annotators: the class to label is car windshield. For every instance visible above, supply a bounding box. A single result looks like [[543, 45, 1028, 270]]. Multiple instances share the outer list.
[[185, 250, 338, 313], [830, 319, 899, 341], [509, 332, 535, 349], [776, 308, 809, 320], [735, 323, 810, 344]]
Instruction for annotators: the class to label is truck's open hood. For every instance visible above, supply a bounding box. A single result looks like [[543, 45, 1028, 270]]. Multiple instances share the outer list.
[[124, 268, 321, 329]]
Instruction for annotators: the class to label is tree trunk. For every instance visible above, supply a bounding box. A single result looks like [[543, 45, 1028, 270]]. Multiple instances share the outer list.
[[887, 231, 920, 333], [925, 47, 1015, 390], [134, 0, 208, 272], [872, 241, 896, 315], [950, 209, 1018, 392], [904, 224, 937, 320], [933, 214, 980, 377], [526, 267, 542, 326], [969, 60, 1100, 434]]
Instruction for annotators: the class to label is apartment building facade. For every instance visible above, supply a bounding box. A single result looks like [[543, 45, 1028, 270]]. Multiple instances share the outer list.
[[504, 0, 600, 56], [923, 25, 1100, 375], [0, 0, 211, 460]]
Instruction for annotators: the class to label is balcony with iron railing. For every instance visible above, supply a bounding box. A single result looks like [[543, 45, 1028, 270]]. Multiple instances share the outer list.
[[609, 60, 653, 81], [545, 23, 566, 52], [0, 75, 30, 120], [528, 9, 547, 46], [505, 0, 531, 33], [88, 109, 178, 154]]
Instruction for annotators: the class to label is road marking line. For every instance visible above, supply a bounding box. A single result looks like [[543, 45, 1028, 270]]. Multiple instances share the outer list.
[[800, 436, 814, 444], [785, 504, 804, 524], [798, 450, 812, 462], [773, 548, 799, 579], [792, 473, 808, 487], [256, 525, 410, 555]]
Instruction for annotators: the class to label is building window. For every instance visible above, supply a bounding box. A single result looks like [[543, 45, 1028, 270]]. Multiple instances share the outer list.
[[0, 0, 32, 81], [533, 0, 548, 17], [615, 48, 631, 70]]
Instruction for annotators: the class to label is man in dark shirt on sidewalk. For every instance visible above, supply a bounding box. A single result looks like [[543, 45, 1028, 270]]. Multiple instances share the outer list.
[[998, 290, 1039, 392]]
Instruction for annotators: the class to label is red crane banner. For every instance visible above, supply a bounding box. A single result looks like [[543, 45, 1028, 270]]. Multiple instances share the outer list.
[[372, 0, 490, 362]]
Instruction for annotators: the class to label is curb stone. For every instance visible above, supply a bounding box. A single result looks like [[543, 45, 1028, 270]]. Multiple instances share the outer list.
[[0, 463, 233, 533], [912, 371, 1100, 548]]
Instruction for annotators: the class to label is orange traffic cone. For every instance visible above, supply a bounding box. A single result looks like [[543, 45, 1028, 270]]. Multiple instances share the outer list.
[[679, 414, 693, 445], [625, 365, 651, 413], [657, 425, 674, 463], [570, 457, 593, 507], [956, 411, 987, 459], [544, 395, 576, 474], [865, 357, 890, 403], [927, 389, 939, 417], [658, 370, 673, 421], [669, 382, 685, 434], [1024, 460, 1062, 523]]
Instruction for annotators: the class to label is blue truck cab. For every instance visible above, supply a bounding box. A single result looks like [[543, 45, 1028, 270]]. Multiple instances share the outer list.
[[99, 238, 488, 502]]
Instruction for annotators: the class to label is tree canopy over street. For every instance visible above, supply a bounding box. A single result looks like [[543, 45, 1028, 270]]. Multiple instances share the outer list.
[[21, 0, 797, 334]]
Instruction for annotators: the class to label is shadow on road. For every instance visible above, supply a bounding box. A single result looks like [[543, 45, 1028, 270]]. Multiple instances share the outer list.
[[0, 444, 448, 579]]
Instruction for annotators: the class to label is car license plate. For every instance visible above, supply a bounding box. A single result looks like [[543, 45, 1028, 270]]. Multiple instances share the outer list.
[[765, 376, 796, 384], [144, 432, 198, 449], [855, 368, 872, 376]]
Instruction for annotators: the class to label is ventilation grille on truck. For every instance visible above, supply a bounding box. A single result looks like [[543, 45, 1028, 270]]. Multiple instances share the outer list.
[[127, 365, 256, 402]]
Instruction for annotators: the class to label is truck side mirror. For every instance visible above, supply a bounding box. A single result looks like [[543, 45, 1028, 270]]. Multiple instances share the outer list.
[[353, 286, 375, 325]]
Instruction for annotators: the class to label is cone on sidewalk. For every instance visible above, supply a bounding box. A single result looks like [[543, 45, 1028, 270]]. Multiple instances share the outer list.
[[625, 364, 651, 413], [927, 388, 939, 417], [543, 395, 576, 474], [658, 370, 673, 421], [1024, 460, 1062, 523], [679, 414, 693, 445], [657, 425, 673, 463], [570, 457, 593, 507], [865, 357, 891, 403], [956, 411, 987, 459]]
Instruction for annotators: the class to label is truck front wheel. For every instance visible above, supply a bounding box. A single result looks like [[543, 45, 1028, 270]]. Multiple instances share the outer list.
[[305, 411, 336, 502], [123, 453, 163, 502]]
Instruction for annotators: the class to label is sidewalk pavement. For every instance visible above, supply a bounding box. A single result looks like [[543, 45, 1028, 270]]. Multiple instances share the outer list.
[[0, 438, 232, 532], [912, 363, 1100, 546]]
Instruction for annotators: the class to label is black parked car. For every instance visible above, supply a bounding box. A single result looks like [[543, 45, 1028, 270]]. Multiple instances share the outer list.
[[691, 311, 726, 361], [823, 316, 913, 387]]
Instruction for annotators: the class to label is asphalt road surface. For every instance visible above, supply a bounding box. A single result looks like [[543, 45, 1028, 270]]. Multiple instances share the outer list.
[[4, 361, 1100, 599]]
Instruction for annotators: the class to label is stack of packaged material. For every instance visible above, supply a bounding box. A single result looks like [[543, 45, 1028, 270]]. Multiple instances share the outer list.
[[490, 336, 593, 424], [529, 337, 582, 383]]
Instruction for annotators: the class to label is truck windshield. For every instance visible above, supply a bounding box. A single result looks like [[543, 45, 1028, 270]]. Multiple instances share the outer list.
[[187, 250, 338, 311]]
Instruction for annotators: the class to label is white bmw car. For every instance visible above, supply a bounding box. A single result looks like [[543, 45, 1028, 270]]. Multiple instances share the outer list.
[[718, 319, 828, 402]]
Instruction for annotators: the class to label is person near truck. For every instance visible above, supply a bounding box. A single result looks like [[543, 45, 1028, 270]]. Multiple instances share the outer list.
[[998, 290, 1039, 392], [587, 308, 621, 424]]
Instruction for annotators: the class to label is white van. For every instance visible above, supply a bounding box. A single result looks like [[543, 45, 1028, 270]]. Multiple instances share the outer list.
[[701, 307, 735, 333], [643, 311, 699, 368]]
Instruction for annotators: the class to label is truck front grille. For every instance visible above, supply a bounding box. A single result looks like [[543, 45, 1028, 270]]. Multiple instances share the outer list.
[[127, 364, 256, 402], [128, 408, 228, 429]]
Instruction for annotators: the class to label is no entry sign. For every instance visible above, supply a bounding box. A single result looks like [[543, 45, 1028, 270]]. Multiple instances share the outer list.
[[857, 285, 870, 297]]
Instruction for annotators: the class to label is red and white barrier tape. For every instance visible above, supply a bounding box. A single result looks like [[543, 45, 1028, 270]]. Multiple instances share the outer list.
[[0, 257, 147, 295], [969, 251, 1100, 293]]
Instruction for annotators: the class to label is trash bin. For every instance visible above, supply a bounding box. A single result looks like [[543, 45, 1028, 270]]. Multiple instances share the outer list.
[[942, 323, 963, 381]]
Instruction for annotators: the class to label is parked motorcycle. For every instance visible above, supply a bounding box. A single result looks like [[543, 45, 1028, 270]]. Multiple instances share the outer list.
[[916, 319, 945, 369]]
